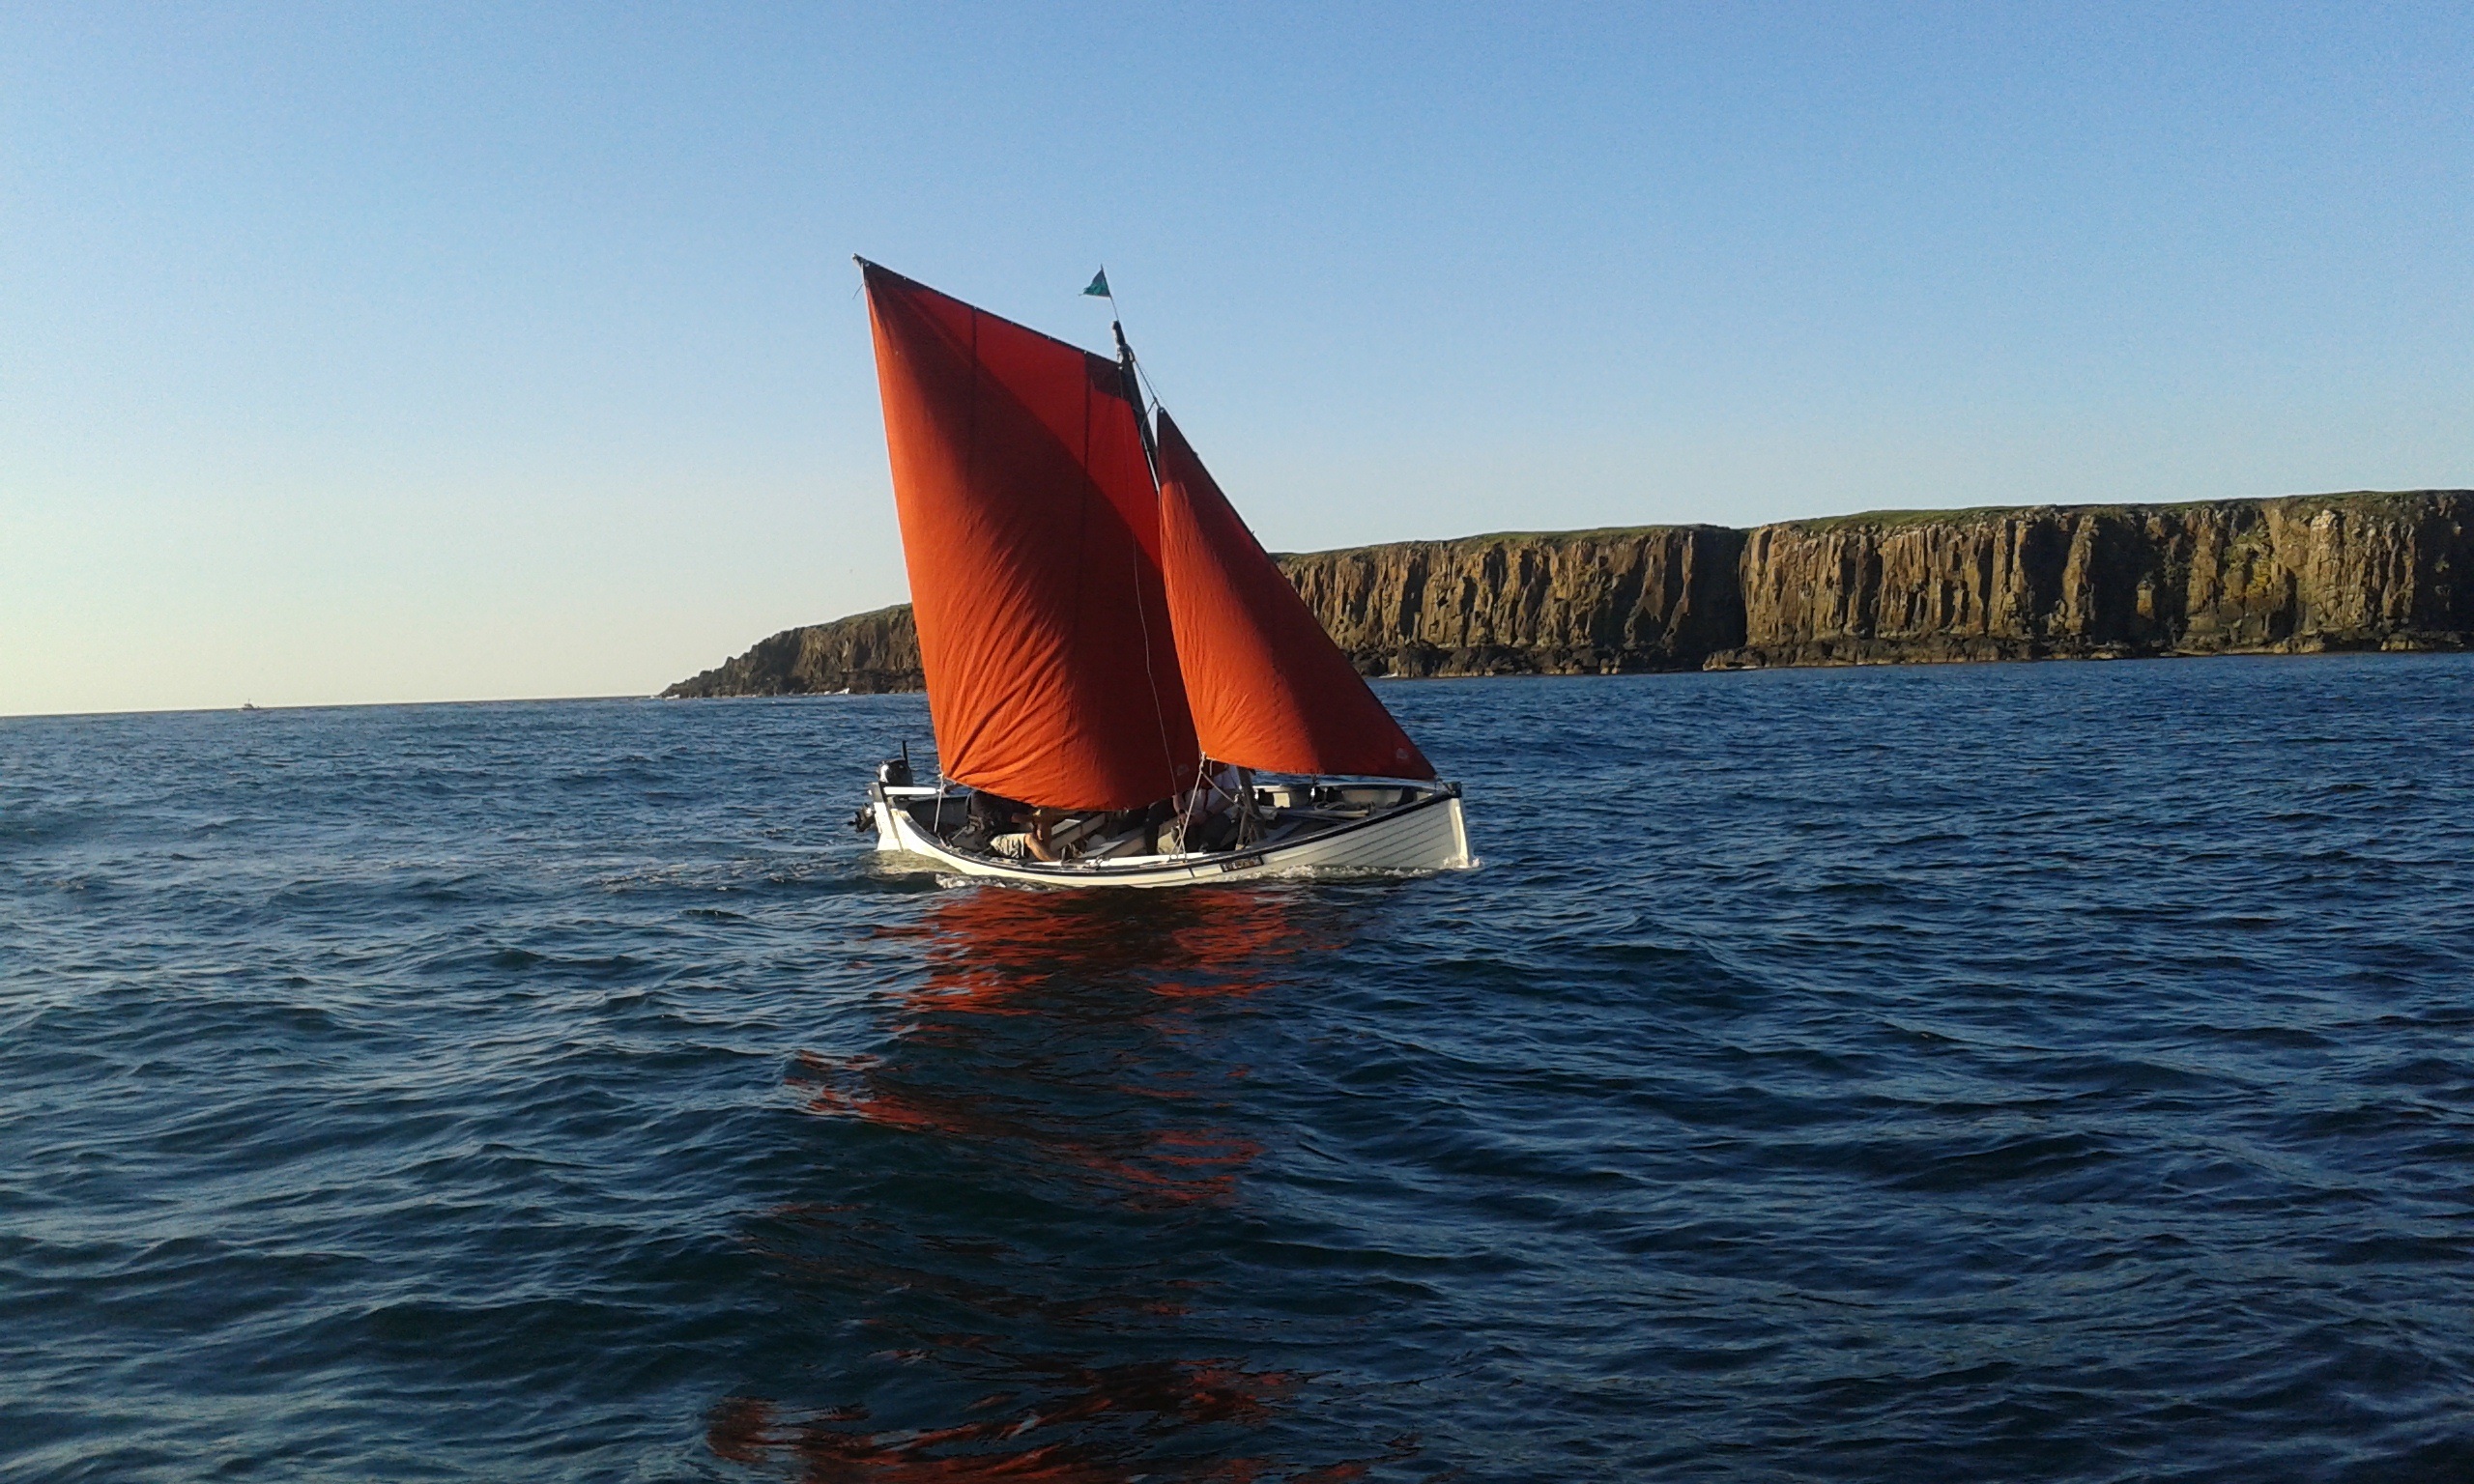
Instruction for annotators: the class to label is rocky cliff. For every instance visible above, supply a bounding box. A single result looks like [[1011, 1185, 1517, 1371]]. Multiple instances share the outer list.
[[1718, 492, 2474, 667], [1280, 526, 1746, 676], [661, 491, 2471, 696], [663, 604, 921, 697]]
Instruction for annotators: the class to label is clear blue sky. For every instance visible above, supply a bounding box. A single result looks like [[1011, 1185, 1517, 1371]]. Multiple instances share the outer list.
[[4, 3, 2467, 715]]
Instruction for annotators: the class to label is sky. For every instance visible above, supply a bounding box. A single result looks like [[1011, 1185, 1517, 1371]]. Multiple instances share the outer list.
[[3, 3, 2468, 716]]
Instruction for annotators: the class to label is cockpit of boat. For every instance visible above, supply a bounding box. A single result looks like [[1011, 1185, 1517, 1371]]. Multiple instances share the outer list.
[[872, 779, 1438, 866]]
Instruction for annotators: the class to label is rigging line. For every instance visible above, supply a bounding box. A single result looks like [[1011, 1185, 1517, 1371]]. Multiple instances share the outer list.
[[1130, 355, 1171, 418], [1112, 325, 1182, 802], [1091, 274, 1186, 802], [1111, 293, 1174, 408], [1131, 503, 1180, 801], [1177, 755, 1213, 846], [1104, 281, 1170, 411], [1106, 291, 1171, 414]]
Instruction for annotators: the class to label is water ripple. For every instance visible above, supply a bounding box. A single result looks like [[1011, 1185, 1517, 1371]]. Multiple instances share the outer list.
[[4, 659, 2472, 1479]]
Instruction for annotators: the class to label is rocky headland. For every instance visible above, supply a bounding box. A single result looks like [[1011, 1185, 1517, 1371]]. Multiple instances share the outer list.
[[665, 603, 923, 697], [661, 490, 2472, 696]]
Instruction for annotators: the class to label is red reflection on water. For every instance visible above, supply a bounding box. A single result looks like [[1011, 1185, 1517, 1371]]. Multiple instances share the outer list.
[[705, 1362, 1395, 1482], [909, 885, 1332, 1013], [722, 886, 1394, 1481], [785, 888, 1319, 1212]]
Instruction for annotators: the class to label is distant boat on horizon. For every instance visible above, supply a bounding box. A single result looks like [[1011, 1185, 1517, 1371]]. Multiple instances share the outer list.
[[852, 261, 1470, 887]]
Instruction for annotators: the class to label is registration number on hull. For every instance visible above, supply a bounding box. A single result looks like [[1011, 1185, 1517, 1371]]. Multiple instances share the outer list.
[[1216, 853, 1266, 873]]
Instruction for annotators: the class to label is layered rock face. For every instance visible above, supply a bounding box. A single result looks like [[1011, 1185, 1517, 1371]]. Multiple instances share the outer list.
[[661, 491, 2471, 696], [1278, 526, 1746, 676], [1718, 492, 2474, 667]]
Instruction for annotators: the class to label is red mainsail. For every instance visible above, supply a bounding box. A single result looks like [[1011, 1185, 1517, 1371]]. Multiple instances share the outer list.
[[863, 264, 1197, 810], [1155, 413, 1436, 781]]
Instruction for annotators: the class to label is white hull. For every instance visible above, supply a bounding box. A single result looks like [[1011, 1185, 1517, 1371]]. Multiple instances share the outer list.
[[868, 780, 1471, 888]]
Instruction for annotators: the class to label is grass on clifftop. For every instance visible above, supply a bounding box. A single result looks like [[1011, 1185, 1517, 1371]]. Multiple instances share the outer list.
[[1273, 492, 2461, 554], [1779, 490, 2457, 532], [1276, 524, 1712, 558]]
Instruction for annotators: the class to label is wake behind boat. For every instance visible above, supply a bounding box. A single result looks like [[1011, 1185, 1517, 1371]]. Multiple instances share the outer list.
[[853, 262, 1471, 886]]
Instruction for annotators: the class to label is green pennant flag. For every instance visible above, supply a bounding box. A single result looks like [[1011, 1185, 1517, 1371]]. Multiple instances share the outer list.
[[1082, 269, 1110, 299]]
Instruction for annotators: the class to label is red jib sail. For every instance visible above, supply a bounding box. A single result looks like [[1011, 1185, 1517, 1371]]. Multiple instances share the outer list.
[[863, 263, 1198, 810], [1155, 412, 1436, 781]]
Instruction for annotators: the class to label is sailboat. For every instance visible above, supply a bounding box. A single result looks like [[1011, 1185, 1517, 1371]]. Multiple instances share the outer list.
[[854, 261, 1471, 887]]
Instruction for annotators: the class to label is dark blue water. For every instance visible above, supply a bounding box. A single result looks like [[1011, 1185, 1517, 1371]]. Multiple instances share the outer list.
[[6, 656, 2472, 1482]]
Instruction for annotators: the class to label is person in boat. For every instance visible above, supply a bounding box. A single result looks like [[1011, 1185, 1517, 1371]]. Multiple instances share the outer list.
[[1170, 763, 1255, 854], [988, 805, 1068, 863], [961, 770, 1254, 863], [948, 788, 1026, 854]]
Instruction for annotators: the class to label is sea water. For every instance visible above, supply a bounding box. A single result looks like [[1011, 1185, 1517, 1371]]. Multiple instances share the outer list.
[[4, 655, 2470, 1482]]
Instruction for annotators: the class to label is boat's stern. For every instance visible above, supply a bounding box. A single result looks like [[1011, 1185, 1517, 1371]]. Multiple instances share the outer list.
[[867, 783, 954, 856], [858, 753, 952, 857], [866, 781, 902, 852], [1440, 783, 1473, 870]]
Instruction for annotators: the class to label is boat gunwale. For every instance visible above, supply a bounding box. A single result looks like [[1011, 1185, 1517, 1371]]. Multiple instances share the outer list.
[[873, 779, 1464, 882]]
